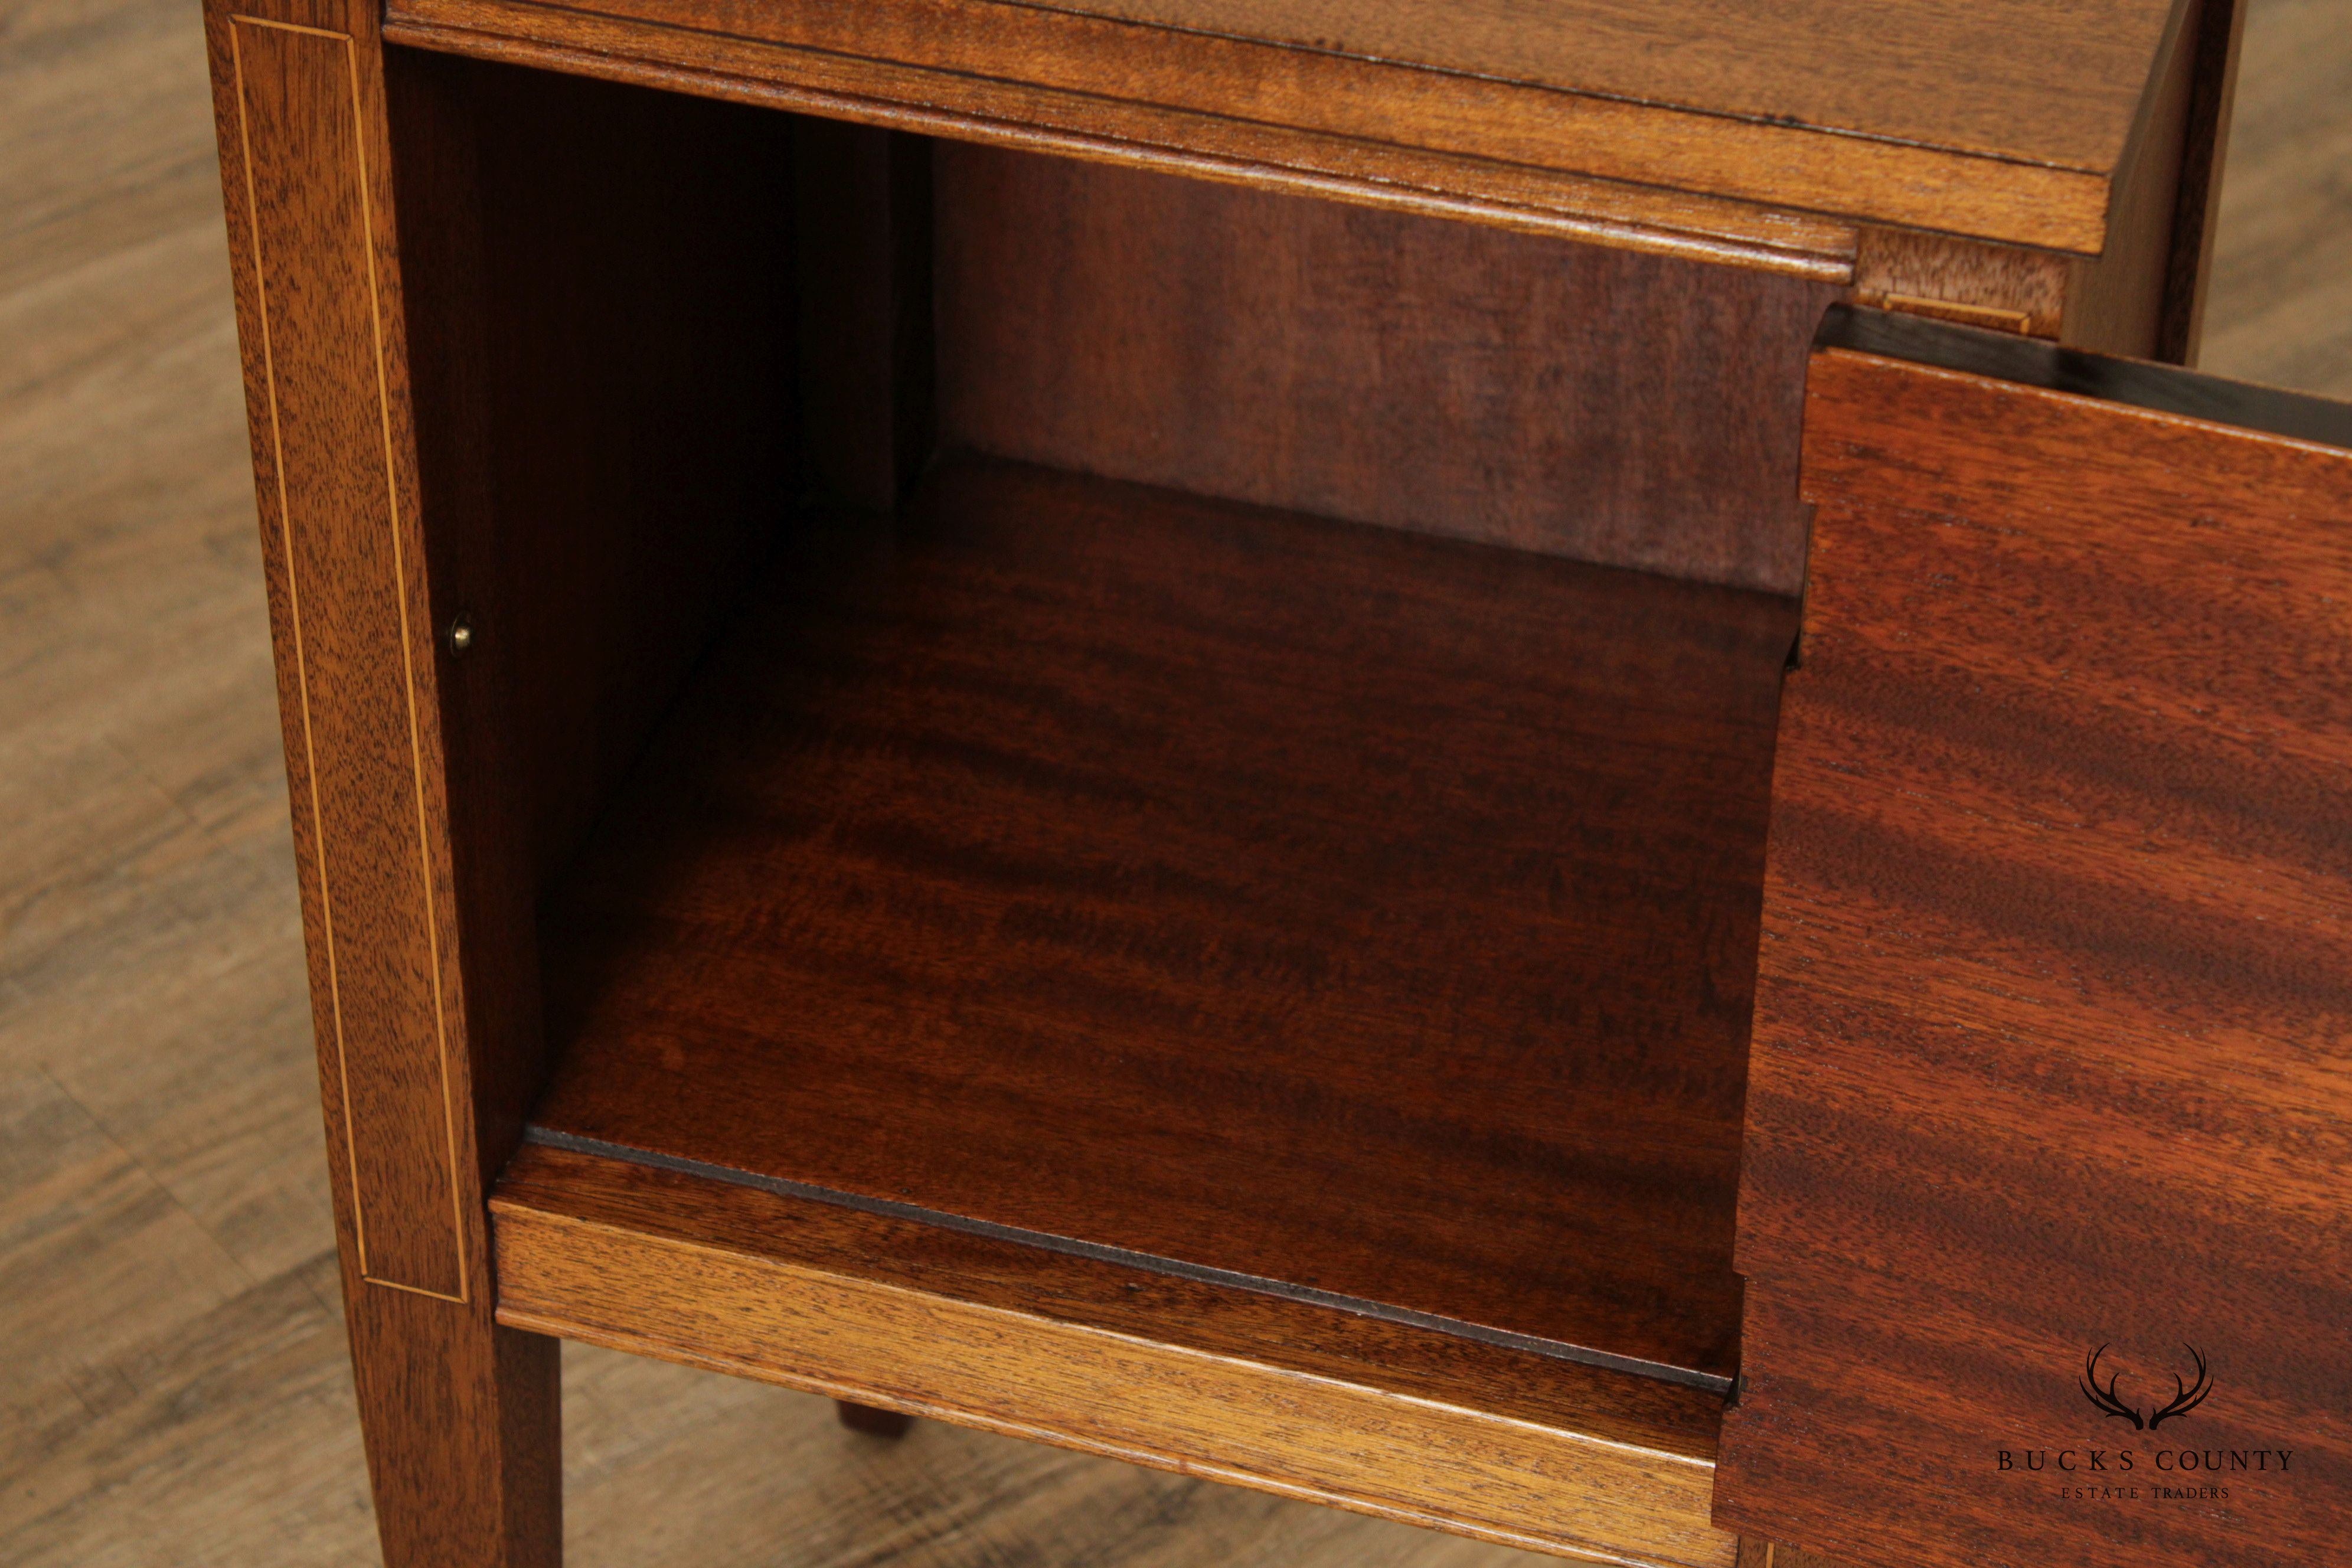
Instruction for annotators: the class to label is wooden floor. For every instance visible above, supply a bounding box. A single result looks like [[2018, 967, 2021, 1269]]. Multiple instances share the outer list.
[[1, 0, 2344, 1562]]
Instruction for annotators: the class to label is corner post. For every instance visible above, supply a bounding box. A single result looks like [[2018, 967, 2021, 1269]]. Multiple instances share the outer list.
[[202, 2, 561, 1561]]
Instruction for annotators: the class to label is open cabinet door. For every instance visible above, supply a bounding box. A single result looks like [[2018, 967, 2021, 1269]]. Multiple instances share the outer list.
[[1716, 306, 2351, 1568]]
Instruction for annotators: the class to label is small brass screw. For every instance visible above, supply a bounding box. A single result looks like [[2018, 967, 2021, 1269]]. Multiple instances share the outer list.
[[445, 615, 476, 656]]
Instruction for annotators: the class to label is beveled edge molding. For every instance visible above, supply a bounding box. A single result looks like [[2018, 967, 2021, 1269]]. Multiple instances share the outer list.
[[228, 12, 469, 1302], [491, 1182, 1736, 1568], [381, 0, 1874, 280], [378, 0, 2118, 256]]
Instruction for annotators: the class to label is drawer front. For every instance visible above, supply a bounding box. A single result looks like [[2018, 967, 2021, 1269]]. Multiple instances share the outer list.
[[1717, 309, 2352, 1568]]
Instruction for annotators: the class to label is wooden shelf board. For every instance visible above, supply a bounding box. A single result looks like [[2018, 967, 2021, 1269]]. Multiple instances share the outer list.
[[491, 1140, 1738, 1568], [380, 0, 2190, 258], [528, 456, 1797, 1391]]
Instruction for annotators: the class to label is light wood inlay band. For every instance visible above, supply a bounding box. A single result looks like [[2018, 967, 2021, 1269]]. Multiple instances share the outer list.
[[229, 14, 467, 1301]]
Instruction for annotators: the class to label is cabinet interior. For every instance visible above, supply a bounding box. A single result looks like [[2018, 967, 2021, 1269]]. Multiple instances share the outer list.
[[393, 54, 1828, 1417]]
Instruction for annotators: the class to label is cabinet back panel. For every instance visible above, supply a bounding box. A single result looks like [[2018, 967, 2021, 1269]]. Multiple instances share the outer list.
[[935, 144, 1834, 594]]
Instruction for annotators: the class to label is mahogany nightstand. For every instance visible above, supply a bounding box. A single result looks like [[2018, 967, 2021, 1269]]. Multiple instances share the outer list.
[[200, 1, 2350, 1564]]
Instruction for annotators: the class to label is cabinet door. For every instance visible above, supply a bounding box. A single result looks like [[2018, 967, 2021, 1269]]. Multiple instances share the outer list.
[[1717, 306, 2351, 1568]]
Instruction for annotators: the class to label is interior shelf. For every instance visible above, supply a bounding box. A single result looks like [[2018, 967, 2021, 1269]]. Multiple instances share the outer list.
[[520, 453, 1797, 1393]]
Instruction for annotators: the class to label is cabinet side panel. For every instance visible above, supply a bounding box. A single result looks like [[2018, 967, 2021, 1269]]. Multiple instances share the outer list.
[[1719, 344, 2352, 1568], [2062, 0, 2203, 357], [464, 66, 798, 883], [936, 145, 1834, 594], [2157, 0, 2248, 364]]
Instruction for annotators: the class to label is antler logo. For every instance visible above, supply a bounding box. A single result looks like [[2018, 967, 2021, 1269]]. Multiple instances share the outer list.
[[2079, 1344, 2213, 1430]]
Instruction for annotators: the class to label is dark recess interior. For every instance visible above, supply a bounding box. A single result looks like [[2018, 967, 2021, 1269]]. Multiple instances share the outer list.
[[388, 54, 1828, 1394]]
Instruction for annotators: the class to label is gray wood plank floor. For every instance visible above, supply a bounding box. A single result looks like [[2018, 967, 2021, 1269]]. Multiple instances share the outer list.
[[2, 2, 2344, 1562]]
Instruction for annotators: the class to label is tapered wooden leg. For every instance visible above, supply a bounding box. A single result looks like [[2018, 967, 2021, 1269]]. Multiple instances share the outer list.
[[347, 1292, 562, 1566], [835, 1400, 918, 1439]]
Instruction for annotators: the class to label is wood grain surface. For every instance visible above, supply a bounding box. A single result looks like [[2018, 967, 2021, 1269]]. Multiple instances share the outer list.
[[2057, 0, 2206, 357], [492, 1143, 1725, 1471], [1843, 0, 2236, 361], [1732, 1546, 1855, 1568], [492, 1142, 1739, 1568], [532, 455, 1799, 1385], [936, 146, 1834, 594], [201, 0, 561, 1560], [381, 0, 1866, 280], [371, 0, 2176, 264], [2156, 0, 2248, 362], [415, 60, 797, 890], [10, 0, 2349, 1563], [1848, 229, 2072, 339], [214, 0, 465, 1304], [1716, 320, 2352, 1567], [1034, 0, 2180, 173]]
